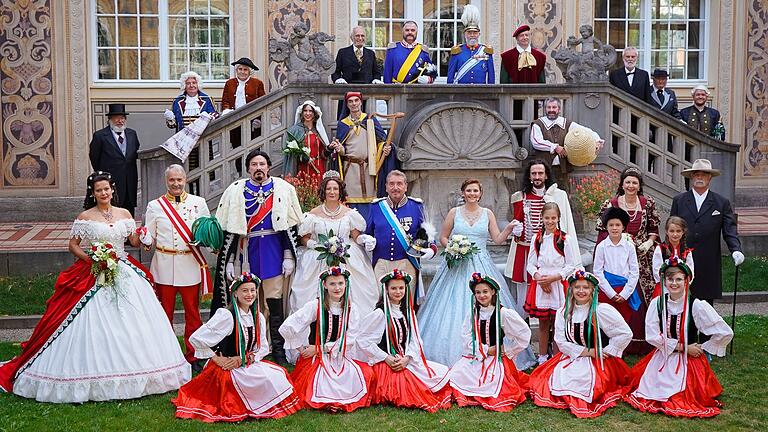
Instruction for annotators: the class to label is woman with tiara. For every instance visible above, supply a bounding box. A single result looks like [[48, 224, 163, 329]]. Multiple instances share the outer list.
[[418, 178, 537, 369], [0, 172, 189, 402]]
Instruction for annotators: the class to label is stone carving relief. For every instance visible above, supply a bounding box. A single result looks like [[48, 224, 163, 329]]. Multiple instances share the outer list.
[[553, 25, 616, 83], [269, 22, 336, 84], [398, 102, 522, 170], [267, 0, 319, 90], [0, 0, 55, 187], [519, 0, 563, 83], [743, 0, 768, 177]]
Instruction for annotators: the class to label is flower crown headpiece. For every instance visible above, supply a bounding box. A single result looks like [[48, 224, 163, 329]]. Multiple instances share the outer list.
[[227, 272, 261, 296], [380, 268, 412, 286], [319, 266, 351, 280], [567, 269, 600, 287], [469, 272, 500, 292], [659, 256, 692, 278]]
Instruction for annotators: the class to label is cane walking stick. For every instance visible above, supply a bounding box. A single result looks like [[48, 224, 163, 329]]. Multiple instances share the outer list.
[[729, 264, 739, 355]]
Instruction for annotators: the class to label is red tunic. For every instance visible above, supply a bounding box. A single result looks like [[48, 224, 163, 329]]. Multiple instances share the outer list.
[[297, 131, 326, 184], [509, 192, 545, 283], [500, 48, 547, 83]]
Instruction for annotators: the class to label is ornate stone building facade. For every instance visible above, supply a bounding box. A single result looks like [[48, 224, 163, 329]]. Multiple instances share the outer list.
[[0, 0, 764, 208]]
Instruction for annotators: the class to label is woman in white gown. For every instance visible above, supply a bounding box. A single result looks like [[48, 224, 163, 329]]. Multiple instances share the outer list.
[[290, 173, 377, 316], [0, 172, 190, 403]]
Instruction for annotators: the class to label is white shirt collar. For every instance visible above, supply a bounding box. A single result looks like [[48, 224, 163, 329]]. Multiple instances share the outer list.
[[516, 45, 532, 54], [237, 77, 249, 85], [625, 67, 636, 74], [539, 116, 566, 129]]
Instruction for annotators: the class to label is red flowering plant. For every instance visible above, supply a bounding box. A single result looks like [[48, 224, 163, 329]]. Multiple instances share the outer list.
[[284, 171, 321, 212], [569, 168, 621, 218], [86, 241, 120, 287]]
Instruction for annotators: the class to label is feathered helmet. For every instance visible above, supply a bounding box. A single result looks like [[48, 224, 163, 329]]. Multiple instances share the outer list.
[[469, 272, 500, 293], [567, 269, 600, 287], [461, 4, 481, 32], [659, 255, 692, 279]]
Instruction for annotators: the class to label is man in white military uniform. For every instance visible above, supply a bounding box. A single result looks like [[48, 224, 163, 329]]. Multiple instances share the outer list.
[[140, 164, 211, 369]]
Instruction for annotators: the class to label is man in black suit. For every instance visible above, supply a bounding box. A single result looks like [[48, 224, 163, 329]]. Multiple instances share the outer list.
[[670, 159, 744, 304], [89, 103, 141, 215], [332, 26, 382, 119], [648, 68, 682, 119], [609, 47, 651, 102]]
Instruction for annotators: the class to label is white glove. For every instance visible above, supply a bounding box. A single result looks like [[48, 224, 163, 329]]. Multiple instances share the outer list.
[[305, 239, 318, 250], [511, 223, 523, 237], [225, 262, 235, 281], [356, 234, 376, 252], [424, 63, 437, 73], [282, 258, 295, 276], [417, 75, 430, 84], [334, 78, 348, 84], [421, 247, 436, 260], [139, 231, 153, 247], [163, 109, 175, 121], [637, 239, 655, 253], [221, 108, 233, 116], [732, 251, 745, 266], [372, 79, 384, 84]]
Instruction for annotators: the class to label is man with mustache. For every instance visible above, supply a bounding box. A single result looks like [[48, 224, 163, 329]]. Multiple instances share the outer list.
[[670, 159, 743, 307], [212, 150, 303, 366], [140, 164, 211, 372], [447, 5, 494, 84], [383, 21, 437, 84]]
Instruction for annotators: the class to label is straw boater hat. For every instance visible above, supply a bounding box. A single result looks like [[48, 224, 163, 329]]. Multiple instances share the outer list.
[[564, 124, 598, 166], [681, 158, 721, 178]]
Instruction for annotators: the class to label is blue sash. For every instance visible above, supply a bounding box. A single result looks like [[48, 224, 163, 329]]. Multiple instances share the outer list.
[[605, 271, 641, 311], [455, 45, 486, 82], [378, 200, 420, 271]]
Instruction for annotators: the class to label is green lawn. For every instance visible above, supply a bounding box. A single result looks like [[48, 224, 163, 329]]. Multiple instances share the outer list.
[[1, 316, 766, 432], [1, 257, 765, 316]]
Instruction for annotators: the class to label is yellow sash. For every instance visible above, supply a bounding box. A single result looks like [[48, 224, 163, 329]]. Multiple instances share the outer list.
[[396, 44, 423, 83]]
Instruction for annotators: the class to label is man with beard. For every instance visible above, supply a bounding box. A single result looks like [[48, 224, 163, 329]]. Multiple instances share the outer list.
[[609, 47, 651, 102], [681, 85, 722, 138], [140, 164, 211, 372], [500, 25, 547, 83], [447, 5, 494, 84], [88, 103, 140, 215], [530, 97, 604, 188], [504, 159, 580, 318], [383, 21, 438, 84], [212, 150, 303, 366]]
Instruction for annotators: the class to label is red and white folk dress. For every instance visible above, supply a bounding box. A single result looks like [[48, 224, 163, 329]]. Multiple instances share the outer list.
[[625, 296, 733, 417], [357, 307, 451, 412], [524, 230, 579, 318], [529, 303, 632, 418], [279, 299, 374, 412], [651, 244, 695, 299], [447, 306, 531, 412], [173, 308, 300, 422]]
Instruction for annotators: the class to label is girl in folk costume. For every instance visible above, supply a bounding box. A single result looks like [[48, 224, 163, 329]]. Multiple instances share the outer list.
[[525, 202, 580, 365], [279, 267, 374, 412], [173, 273, 300, 422], [625, 258, 733, 418], [651, 217, 695, 299], [447, 273, 531, 412], [357, 269, 452, 412], [282, 100, 331, 183], [529, 270, 632, 418]]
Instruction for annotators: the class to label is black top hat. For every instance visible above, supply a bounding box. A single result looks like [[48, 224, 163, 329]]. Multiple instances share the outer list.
[[651, 68, 669, 78], [231, 57, 259, 71], [104, 103, 129, 116]]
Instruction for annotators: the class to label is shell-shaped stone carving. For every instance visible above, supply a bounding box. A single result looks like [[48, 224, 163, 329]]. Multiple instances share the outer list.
[[400, 102, 519, 170]]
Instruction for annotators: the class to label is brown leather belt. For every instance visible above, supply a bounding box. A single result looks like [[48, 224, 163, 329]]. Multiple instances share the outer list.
[[156, 245, 192, 255]]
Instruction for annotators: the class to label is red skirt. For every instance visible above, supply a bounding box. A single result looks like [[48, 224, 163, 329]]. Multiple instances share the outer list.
[[371, 362, 451, 412], [529, 353, 630, 418], [290, 355, 374, 413], [172, 361, 300, 422], [452, 356, 529, 412], [523, 279, 562, 319], [625, 351, 724, 418], [597, 287, 633, 322]]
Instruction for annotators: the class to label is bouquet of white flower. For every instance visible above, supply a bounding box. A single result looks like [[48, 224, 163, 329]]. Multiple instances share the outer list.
[[86, 241, 120, 287], [441, 234, 480, 269], [315, 229, 351, 267]]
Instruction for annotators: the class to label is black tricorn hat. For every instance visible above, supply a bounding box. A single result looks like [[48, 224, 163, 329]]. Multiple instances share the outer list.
[[231, 57, 259, 71], [104, 103, 129, 116]]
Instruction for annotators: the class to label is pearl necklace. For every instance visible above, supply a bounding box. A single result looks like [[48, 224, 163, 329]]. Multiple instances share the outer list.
[[621, 196, 641, 222], [322, 203, 342, 218]]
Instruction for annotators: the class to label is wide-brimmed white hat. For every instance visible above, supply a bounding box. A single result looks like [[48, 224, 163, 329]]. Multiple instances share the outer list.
[[682, 158, 721, 178]]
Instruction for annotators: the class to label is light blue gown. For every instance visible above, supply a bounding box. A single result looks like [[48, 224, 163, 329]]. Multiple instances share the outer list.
[[417, 208, 537, 369]]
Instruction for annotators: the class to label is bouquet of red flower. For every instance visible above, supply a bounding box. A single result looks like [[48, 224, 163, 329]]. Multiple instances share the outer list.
[[86, 241, 120, 287]]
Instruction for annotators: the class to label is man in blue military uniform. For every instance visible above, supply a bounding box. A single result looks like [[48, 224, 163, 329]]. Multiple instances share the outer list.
[[360, 170, 437, 301], [383, 21, 438, 84], [447, 5, 494, 84], [213, 149, 303, 365]]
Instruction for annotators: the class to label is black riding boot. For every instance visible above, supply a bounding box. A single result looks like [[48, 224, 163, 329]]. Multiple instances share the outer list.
[[266, 298, 288, 366]]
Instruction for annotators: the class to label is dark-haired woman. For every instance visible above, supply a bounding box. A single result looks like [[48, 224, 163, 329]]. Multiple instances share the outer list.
[[595, 167, 660, 354], [288, 173, 378, 324], [0, 172, 189, 402], [283, 100, 331, 183], [173, 273, 299, 422]]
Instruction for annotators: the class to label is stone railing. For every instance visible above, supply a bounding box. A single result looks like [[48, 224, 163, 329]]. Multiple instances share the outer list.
[[139, 84, 740, 232]]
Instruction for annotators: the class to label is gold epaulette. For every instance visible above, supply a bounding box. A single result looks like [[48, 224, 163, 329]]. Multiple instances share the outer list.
[[484, 46, 494, 55], [387, 42, 397, 49], [450, 45, 462, 55]]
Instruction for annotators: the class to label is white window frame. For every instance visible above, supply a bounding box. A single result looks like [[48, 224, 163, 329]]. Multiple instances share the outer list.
[[90, 0, 232, 86], [594, 0, 708, 84], [352, 0, 482, 83]]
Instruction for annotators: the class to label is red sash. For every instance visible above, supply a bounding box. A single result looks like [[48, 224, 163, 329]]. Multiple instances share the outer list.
[[246, 193, 274, 232], [158, 196, 212, 297]]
